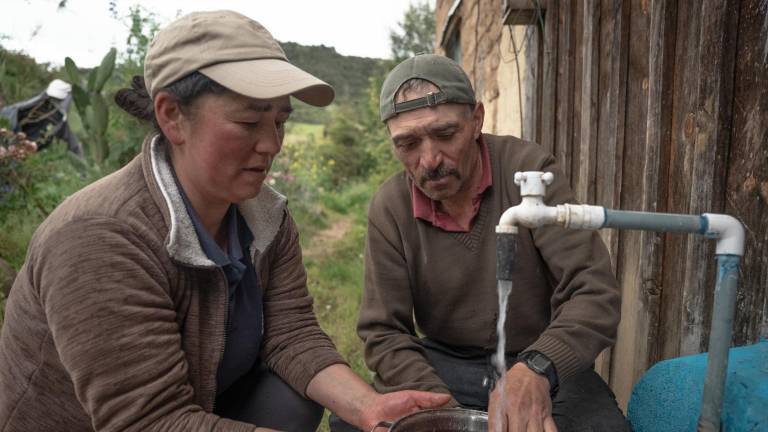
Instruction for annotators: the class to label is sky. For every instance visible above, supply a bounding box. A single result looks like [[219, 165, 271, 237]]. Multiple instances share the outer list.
[[0, 0, 434, 67]]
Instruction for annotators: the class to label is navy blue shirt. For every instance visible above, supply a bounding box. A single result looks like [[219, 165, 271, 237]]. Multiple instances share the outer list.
[[173, 173, 263, 395]]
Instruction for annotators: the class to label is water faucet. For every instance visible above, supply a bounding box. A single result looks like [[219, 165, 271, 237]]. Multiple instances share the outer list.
[[496, 171, 605, 235], [496, 172, 556, 234]]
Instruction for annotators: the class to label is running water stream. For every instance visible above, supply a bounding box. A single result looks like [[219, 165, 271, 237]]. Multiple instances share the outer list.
[[492, 279, 513, 431]]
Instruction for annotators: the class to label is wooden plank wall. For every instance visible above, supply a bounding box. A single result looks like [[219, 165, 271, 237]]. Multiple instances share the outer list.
[[727, 0, 768, 347], [536, 0, 766, 409], [436, 0, 768, 410]]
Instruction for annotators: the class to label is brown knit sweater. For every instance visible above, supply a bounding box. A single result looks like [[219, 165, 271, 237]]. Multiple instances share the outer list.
[[358, 134, 620, 401], [0, 135, 345, 431]]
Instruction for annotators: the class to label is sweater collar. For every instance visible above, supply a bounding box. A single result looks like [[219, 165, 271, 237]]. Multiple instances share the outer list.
[[141, 134, 287, 267]]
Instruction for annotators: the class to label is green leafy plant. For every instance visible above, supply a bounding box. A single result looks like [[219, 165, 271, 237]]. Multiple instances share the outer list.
[[389, 1, 436, 61], [0, 47, 54, 107], [123, 5, 160, 67], [0, 129, 45, 215], [64, 48, 117, 165]]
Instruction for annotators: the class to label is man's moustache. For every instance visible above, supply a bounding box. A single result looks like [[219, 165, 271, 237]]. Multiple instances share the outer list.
[[419, 166, 461, 186]]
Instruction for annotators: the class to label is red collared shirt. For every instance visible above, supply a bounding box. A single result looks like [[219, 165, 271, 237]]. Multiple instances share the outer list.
[[412, 137, 492, 232]]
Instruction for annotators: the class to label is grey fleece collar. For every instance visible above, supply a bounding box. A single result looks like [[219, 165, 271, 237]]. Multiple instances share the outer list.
[[148, 135, 287, 267]]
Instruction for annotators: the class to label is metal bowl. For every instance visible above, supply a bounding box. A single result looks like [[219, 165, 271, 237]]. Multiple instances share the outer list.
[[371, 408, 489, 432]]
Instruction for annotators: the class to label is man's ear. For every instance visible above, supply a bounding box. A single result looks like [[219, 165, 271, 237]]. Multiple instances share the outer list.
[[472, 102, 485, 139], [154, 92, 185, 145]]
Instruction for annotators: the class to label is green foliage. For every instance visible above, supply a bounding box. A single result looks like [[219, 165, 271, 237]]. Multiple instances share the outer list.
[[270, 122, 331, 238], [320, 181, 377, 219], [389, 1, 436, 61], [281, 68, 400, 192], [65, 49, 117, 165], [322, 103, 376, 187], [123, 5, 160, 67], [280, 42, 390, 124], [106, 5, 161, 168], [0, 145, 95, 267], [0, 47, 54, 107]]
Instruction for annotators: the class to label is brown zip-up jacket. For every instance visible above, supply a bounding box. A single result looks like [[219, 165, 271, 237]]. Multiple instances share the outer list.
[[358, 135, 620, 403], [0, 135, 345, 431]]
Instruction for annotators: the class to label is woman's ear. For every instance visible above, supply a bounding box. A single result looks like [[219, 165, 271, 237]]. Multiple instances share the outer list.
[[154, 92, 185, 145]]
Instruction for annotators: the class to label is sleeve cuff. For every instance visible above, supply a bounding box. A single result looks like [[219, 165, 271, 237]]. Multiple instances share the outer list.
[[525, 334, 584, 381]]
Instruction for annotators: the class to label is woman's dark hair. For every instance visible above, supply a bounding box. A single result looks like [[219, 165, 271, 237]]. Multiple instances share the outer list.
[[114, 72, 227, 132]]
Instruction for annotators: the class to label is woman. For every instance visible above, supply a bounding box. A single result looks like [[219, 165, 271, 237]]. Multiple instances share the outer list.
[[0, 10, 449, 432]]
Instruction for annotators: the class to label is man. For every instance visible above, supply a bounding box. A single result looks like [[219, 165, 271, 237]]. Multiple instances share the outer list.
[[356, 54, 631, 431]]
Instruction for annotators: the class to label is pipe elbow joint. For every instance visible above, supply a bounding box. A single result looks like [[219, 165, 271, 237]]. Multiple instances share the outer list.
[[703, 213, 745, 256]]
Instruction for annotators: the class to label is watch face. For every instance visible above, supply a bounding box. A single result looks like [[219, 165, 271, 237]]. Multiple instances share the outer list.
[[529, 353, 550, 373]]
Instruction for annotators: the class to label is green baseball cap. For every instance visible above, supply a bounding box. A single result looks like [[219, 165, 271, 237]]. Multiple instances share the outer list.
[[379, 54, 476, 122]]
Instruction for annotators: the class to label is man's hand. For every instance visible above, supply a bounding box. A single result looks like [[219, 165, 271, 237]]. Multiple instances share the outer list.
[[488, 362, 558, 432], [360, 390, 452, 431]]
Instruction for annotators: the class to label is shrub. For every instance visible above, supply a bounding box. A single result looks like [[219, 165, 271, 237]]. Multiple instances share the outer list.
[[0, 47, 54, 107]]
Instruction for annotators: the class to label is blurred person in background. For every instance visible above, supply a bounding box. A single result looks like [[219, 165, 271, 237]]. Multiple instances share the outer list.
[[0, 78, 82, 155]]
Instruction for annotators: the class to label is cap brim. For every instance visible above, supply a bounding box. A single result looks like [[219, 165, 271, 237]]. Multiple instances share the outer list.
[[199, 59, 335, 107]]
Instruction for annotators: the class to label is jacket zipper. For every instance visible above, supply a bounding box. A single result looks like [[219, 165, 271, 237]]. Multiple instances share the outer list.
[[211, 267, 229, 413]]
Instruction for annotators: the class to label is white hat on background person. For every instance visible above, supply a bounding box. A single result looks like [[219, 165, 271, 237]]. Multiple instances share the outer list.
[[45, 79, 72, 100]]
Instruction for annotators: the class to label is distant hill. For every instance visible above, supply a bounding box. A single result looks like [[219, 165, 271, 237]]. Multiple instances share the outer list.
[[280, 41, 392, 124]]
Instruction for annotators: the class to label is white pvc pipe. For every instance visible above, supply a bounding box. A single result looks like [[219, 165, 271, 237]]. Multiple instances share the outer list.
[[703, 213, 746, 256], [496, 173, 746, 259]]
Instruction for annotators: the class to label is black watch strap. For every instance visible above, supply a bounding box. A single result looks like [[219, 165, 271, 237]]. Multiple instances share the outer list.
[[518, 351, 559, 396]]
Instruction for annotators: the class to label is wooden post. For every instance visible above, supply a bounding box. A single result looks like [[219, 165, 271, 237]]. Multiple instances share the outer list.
[[680, 0, 736, 357], [576, 0, 599, 205], [727, 0, 768, 346], [539, 0, 558, 155], [610, 0, 675, 409], [555, 0, 574, 180], [658, 0, 704, 361], [593, 0, 630, 382]]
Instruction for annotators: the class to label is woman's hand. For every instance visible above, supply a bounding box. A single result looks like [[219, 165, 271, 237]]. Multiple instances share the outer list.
[[306, 364, 451, 431], [359, 390, 452, 431], [488, 362, 558, 432]]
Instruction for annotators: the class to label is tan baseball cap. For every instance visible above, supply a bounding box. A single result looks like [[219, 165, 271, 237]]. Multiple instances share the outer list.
[[144, 10, 334, 106]]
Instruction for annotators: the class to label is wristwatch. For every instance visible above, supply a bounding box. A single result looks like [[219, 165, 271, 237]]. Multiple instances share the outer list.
[[517, 351, 559, 396]]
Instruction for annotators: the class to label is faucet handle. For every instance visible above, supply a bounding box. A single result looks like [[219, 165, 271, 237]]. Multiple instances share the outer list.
[[541, 172, 554, 185], [514, 171, 555, 197], [514, 172, 526, 185]]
